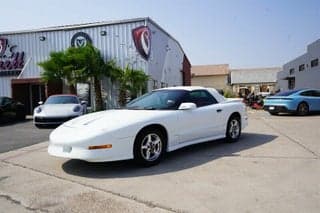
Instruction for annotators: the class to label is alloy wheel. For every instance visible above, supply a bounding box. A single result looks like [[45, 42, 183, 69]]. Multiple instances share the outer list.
[[229, 119, 240, 139], [298, 103, 309, 115], [140, 133, 163, 162]]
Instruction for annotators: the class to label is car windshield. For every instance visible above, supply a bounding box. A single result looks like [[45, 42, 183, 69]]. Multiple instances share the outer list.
[[0, 97, 4, 106], [126, 90, 187, 110], [275, 89, 302, 96], [45, 96, 79, 104]]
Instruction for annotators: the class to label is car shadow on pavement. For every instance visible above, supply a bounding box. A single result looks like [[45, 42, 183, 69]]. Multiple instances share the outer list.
[[0, 118, 32, 127], [270, 112, 320, 117], [62, 132, 277, 178]]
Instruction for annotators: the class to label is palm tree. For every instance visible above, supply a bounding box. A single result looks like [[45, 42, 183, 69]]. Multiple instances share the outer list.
[[118, 65, 149, 106], [39, 44, 120, 111], [75, 44, 121, 111], [39, 51, 79, 94]]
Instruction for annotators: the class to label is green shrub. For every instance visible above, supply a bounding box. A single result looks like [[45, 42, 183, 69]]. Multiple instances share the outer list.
[[223, 90, 237, 98]]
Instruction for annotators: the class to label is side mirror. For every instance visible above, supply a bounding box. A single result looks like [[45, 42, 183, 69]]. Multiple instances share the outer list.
[[38, 101, 43, 105], [81, 100, 87, 105], [178, 102, 197, 110]]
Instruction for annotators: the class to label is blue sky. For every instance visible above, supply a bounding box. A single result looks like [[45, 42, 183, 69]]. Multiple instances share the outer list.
[[1, 0, 319, 68]]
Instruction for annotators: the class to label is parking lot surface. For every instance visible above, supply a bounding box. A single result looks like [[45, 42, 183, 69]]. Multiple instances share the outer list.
[[0, 118, 52, 153], [0, 110, 319, 212]]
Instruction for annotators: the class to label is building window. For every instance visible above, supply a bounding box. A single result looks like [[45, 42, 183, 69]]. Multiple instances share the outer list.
[[289, 68, 295, 75], [153, 80, 158, 89], [311, 58, 319, 68], [288, 78, 295, 90], [298, 64, 305, 71]]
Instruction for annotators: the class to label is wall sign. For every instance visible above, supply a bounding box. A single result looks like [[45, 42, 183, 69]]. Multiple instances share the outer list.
[[0, 38, 25, 76], [71, 32, 92, 47], [132, 26, 151, 60]]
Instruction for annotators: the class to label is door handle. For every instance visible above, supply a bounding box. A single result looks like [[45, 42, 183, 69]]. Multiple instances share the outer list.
[[217, 109, 222, 113]]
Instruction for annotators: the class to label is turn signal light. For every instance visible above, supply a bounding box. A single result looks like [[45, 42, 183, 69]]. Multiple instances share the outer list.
[[88, 144, 112, 150]]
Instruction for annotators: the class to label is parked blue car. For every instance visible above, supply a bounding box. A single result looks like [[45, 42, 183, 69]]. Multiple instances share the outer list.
[[263, 89, 320, 115]]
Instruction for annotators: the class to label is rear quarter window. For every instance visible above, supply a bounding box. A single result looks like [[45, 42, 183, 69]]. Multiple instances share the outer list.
[[183, 90, 218, 107]]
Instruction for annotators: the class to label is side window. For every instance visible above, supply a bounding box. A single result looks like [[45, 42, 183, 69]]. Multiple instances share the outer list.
[[300, 91, 313, 97], [311, 90, 320, 97], [3, 98, 12, 105], [185, 90, 218, 107]]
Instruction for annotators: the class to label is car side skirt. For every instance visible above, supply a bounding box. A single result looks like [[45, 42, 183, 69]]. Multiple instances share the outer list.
[[168, 134, 226, 152]]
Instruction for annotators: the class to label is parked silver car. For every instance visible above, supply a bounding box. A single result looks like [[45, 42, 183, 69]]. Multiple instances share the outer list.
[[33, 94, 86, 128]]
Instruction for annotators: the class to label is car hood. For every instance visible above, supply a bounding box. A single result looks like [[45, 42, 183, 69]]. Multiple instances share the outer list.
[[37, 104, 80, 116], [63, 109, 173, 131]]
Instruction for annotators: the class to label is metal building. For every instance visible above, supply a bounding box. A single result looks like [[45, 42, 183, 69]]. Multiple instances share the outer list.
[[230, 67, 281, 96], [277, 39, 320, 91], [0, 17, 191, 114]]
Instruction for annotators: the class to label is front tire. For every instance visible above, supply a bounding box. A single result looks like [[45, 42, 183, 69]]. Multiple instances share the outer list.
[[134, 129, 165, 167], [226, 115, 241, 143], [35, 124, 43, 129], [297, 102, 309, 116]]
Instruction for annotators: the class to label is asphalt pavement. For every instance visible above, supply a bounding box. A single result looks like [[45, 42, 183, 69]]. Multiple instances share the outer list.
[[0, 118, 52, 153]]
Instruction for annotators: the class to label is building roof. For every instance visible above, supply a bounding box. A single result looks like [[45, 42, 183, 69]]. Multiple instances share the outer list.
[[191, 64, 229, 77], [230, 67, 281, 84], [0, 17, 147, 35]]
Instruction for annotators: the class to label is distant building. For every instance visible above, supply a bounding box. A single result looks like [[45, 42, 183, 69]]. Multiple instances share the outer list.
[[277, 39, 320, 91], [191, 64, 230, 90], [230, 67, 281, 96]]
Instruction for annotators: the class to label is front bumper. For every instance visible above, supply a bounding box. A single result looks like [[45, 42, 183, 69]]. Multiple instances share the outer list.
[[48, 125, 135, 162], [48, 138, 134, 162], [34, 115, 78, 125]]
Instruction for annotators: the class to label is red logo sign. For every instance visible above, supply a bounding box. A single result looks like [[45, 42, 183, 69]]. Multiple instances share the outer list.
[[132, 26, 151, 60], [0, 38, 25, 74]]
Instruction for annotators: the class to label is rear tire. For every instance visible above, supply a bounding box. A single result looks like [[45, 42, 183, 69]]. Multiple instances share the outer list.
[[133, 128, 166, 167], [226, 115, 241, 143], [297, 102, 309, 116]]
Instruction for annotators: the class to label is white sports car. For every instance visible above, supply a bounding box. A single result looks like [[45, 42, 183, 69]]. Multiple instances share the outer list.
[[48, 87, 248, 166], [34, 94, 86, 128]]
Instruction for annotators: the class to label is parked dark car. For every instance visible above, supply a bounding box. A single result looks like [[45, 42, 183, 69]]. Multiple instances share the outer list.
[[0, 96, 26, 123]]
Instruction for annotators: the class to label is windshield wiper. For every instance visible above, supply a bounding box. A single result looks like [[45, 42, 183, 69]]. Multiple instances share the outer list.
[[143, 107, 157, 110], [125, 106, 157, 110]]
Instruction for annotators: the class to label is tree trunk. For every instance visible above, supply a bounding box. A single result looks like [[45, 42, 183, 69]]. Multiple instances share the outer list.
[[69, 84, 77, 94], [94, 77, 103, 111], [119, 88, 127, 107]]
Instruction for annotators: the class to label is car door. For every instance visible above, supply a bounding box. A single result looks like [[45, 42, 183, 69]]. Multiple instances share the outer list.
[[300, 90, 319, 111], [176, 90, 225, 144], [311, 90, 320, 111]]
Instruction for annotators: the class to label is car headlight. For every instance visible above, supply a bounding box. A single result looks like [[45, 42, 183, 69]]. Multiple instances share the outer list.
[[73, 105, 81, 112], [35, 107, 42, 113]]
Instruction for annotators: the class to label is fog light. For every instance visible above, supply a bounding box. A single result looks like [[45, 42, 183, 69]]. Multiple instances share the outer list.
[[88, 144, 112, 150]]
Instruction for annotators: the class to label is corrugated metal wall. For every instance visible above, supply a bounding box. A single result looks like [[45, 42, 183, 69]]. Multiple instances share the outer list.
[[0, 20, 146, 98], [146, 21, 184, 91], [0, 19, 187, 105], [0, 20, 146, 80], [0, 76, 13, 96]]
